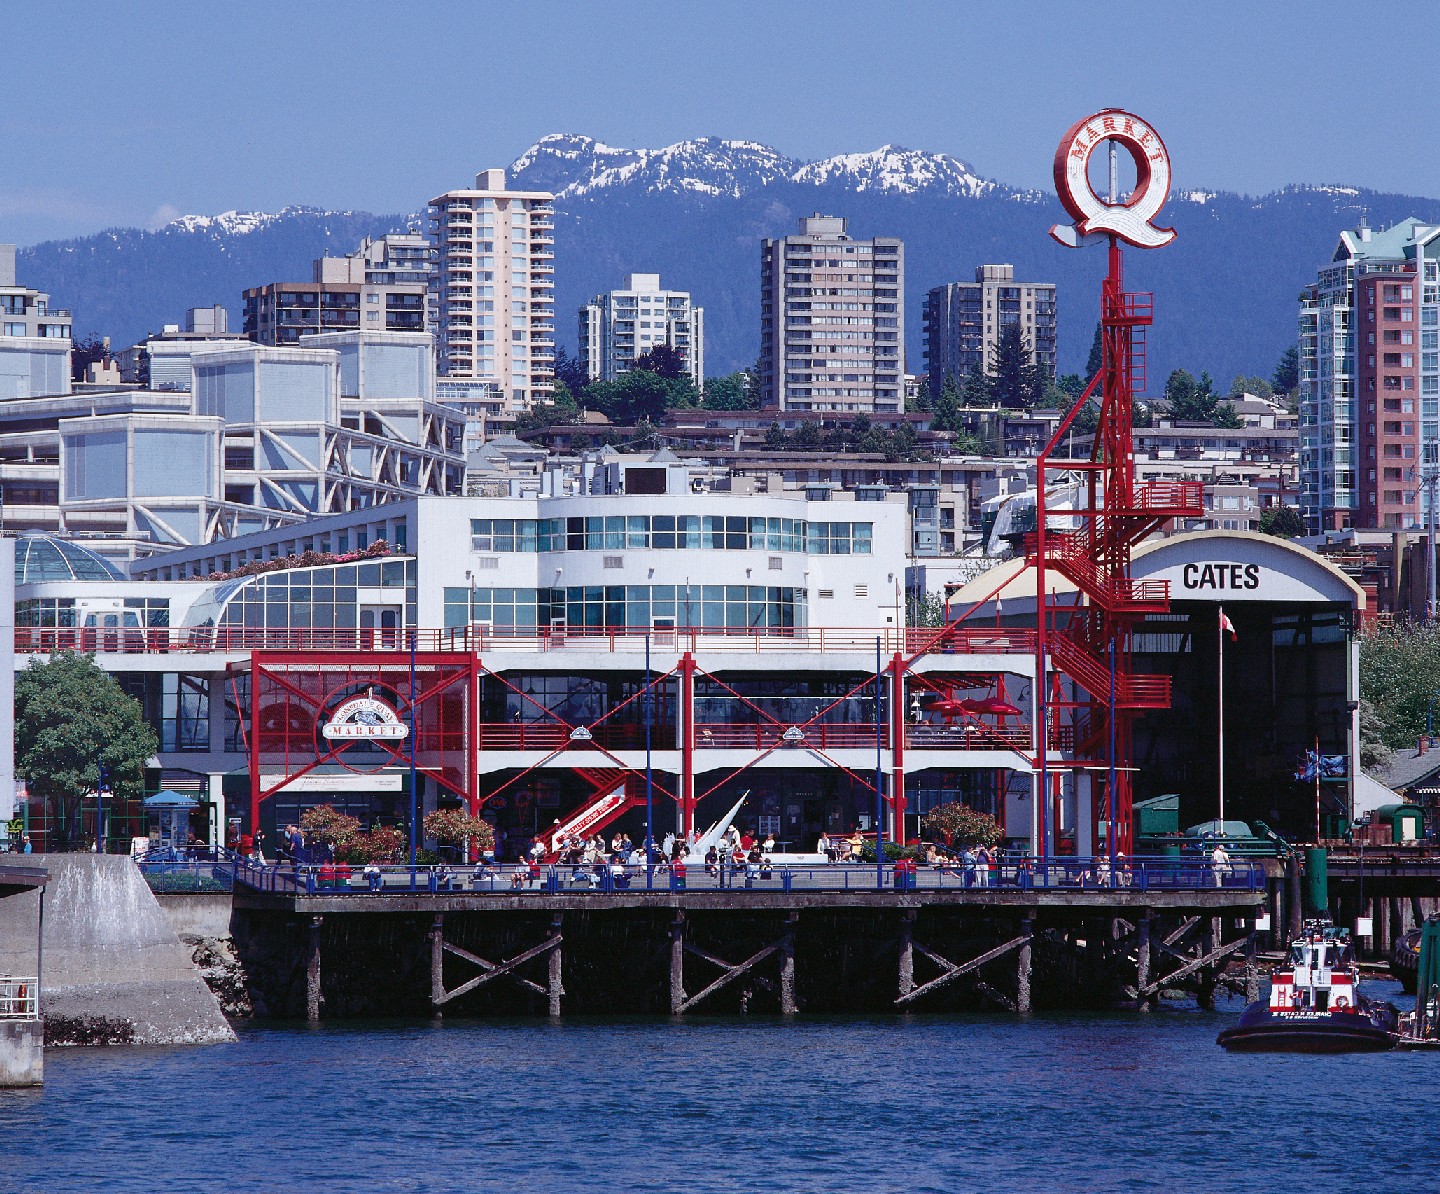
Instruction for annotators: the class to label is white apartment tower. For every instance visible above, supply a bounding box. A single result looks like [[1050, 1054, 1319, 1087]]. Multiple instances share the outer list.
[[759, 215, 904, 414], [579, 273, 704, 387], [428, 169, 555, 414]]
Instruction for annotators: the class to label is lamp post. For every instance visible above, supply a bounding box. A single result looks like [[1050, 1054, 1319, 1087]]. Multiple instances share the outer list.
[[408, 629, 418, 876], [875, 636, 884, 890], [95, 763, 110, 855], [645, 632, 654, 890]]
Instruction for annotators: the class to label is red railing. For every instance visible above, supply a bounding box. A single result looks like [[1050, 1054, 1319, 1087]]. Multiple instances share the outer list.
[[475, 724, 675, 751], [692, 723, 889, 750], [905, 724, 1031, 753], [14, 624, 1037, 659]]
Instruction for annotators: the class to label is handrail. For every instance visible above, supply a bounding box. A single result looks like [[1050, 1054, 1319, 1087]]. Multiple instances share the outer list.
[[0, 976, 39, 1021], [14, 624, 1041, 659], [232, 855, 1263, 896]]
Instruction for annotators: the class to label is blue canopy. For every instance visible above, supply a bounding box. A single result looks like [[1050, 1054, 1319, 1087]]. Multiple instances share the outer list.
[[144, 790, 199, 809]]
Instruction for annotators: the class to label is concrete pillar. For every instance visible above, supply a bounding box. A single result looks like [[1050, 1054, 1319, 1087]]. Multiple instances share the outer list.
[[1016, 916, 1033, 1014], [0, 1021, 42, 1087], [547, 913, 563, 1018], [1136, 911, 1152, 1012], [669, 911, 685, 1015], [429, 914, 445, 1013], [898, 910, 915, 1003], [779, 912, 798, 1016], [1376, 896, 1391, 955], [306, 915, 323, 1022], [1391, 897, 1407, 942]]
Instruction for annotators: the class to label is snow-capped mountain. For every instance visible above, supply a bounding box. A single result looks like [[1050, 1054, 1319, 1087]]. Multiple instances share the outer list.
[[15, 133, 1440, 385]]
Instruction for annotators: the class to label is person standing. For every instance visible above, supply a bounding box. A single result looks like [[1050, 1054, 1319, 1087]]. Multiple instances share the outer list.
[[1211, 842, 1230, 888]]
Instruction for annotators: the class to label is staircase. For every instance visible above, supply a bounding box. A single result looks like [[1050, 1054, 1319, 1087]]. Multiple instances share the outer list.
[[541, 768, 643, 857]]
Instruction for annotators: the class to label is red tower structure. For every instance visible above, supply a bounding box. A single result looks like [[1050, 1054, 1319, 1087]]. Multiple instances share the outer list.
[[1032, 111, 1204, 859]]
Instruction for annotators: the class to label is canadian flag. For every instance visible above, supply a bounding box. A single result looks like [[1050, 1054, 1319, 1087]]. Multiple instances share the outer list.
[[1219, 611, 1237, 640]]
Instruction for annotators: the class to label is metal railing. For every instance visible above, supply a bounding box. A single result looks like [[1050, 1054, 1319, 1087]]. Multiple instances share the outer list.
[[13, 624, 1039, 659], [135, 847, 240, 892], [233, 855, 1263, 897], [0, 977, 39, 1021]]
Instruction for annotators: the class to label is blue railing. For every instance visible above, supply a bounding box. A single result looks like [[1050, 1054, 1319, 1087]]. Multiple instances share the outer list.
[[135, 847, 241, 892], [232, 855, 1264, 897]]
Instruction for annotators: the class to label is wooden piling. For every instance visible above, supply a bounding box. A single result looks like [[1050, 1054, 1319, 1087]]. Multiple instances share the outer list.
[[898, 910, 916, 1003], [547, 913, 563, 1018], [429, 914, 445, 1015], [779, 911, 798, 1016], [1136, 911, 1152, 1012], [1244, 925, 1259, 1004], [669, 911, 686, 1015], [1016, 916, 1033, 1014], [305, 914, 323, 1022]]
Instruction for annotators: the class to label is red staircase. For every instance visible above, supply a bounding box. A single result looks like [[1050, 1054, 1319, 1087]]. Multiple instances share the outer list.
[[540, 768, 643, 858]]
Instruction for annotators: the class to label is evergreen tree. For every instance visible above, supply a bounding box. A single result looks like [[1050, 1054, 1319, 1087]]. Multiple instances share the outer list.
[[932, 373, 962, 430], [1272, 345, 1300, 395], [960, 363, 990, 407], [988, 323, 1034, 410], [632, 343, 688, 380], [1085, 323, 1104, 380], [551, 347, 590, 393]]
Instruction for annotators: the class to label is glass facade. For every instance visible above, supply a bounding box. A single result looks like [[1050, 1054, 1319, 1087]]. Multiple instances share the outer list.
[[470, 516, 871, 555], [444, 584, 807, 631], [209, 559, 417, 630], [13, 534, 125, 583]]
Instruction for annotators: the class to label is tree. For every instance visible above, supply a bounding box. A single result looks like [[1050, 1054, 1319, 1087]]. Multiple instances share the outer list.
[[931, 372, 962, 431], [70, 334, 110, 382], [920, 802, 1003, 847], [1085, 323, 1104, 380], [423, 808, 495, 853], [1272, 345, 1300, 396], [632, 343, 688, 380], [702, 371, 755, 411], [551, 347, 589, 394], [960, 362, 990, 407], [1163, 368, 1238, 426], [988, 323, 1033, 410], [1055, 373, 1086, 399], [300, 805, 361, 851], [1227, 375, 1273, 401], [1259, 505, 1306, 539], [14, 653, 158, 848], [584, 369, 676, 423], [1361, 621, 1440, 748]]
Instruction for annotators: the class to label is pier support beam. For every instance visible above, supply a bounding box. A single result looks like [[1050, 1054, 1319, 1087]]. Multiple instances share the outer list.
[[1244, 926, 1260, 1004], [548, 913, 564, 1018], [1136, 912, 1152, 1012], [669, 911, 686, 1015], [898, 910, 915, 1003], [1196, 918, 1220, 1010], [1016, 916, 1034, 1015], [779, 912, 798, 1016], [305, 915, 323, 1022], [429, 914, 445, 1015]]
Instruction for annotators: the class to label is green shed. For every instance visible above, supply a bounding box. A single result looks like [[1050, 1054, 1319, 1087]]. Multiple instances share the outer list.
[[1134, 794, 1180, 837]]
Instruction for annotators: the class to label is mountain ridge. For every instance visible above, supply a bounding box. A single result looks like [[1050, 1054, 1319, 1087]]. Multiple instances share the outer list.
[[16, 133, 1440, 386]]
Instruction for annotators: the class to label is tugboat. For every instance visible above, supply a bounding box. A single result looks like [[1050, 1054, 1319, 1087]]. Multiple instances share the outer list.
[[1217, 922, 1398, 1053]]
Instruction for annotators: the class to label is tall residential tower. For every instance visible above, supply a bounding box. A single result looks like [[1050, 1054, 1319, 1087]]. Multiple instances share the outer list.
[[923, 265, 1057, 397], [759, 215, 903, 414], [579, 273, 703, 386], [1298, 217, 1440, 532], [428, 169, 555, 417]]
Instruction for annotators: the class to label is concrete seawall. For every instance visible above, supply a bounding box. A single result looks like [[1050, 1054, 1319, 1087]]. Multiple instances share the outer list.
[[155, 892, 234, 940], [0, 856, 234, 1045]]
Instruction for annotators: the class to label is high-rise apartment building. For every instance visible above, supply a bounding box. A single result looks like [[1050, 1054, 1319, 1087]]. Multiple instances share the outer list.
[[0, 244, 72, 341], [243, 233, 431, 346], [428, 169, 555, 415], [1298, 217, 1440, 532], [923, 265, 1057, 397], [579, 273, 703, 386], [759, 215, 903, 413]]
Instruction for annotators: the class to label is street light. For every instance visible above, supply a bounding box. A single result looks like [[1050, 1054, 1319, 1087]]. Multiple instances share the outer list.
[[95, 763, 110, 855]]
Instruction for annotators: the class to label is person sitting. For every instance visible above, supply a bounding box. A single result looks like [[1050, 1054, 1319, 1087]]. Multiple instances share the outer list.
[[740, 829, 755, 853], [759, 856, 774, 881], [705, 846, 720, 877], [762, 833, 776, 854], [845, 830, 865, 861], [745, 846, 763, 885], [363, 862, 382, 891], [509, 866, 527, 890]]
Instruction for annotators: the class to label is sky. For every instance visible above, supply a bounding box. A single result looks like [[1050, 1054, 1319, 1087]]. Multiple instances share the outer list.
[[3, 0, 1439, 246]]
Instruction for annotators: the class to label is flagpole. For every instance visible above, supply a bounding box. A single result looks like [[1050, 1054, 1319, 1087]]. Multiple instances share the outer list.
[[1217, 604, 1225, 827], [1314, 733, 1322, 844]]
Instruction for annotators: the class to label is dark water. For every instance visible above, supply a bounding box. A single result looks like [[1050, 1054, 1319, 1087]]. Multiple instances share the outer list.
[[4, 983, 1436, 1194]]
